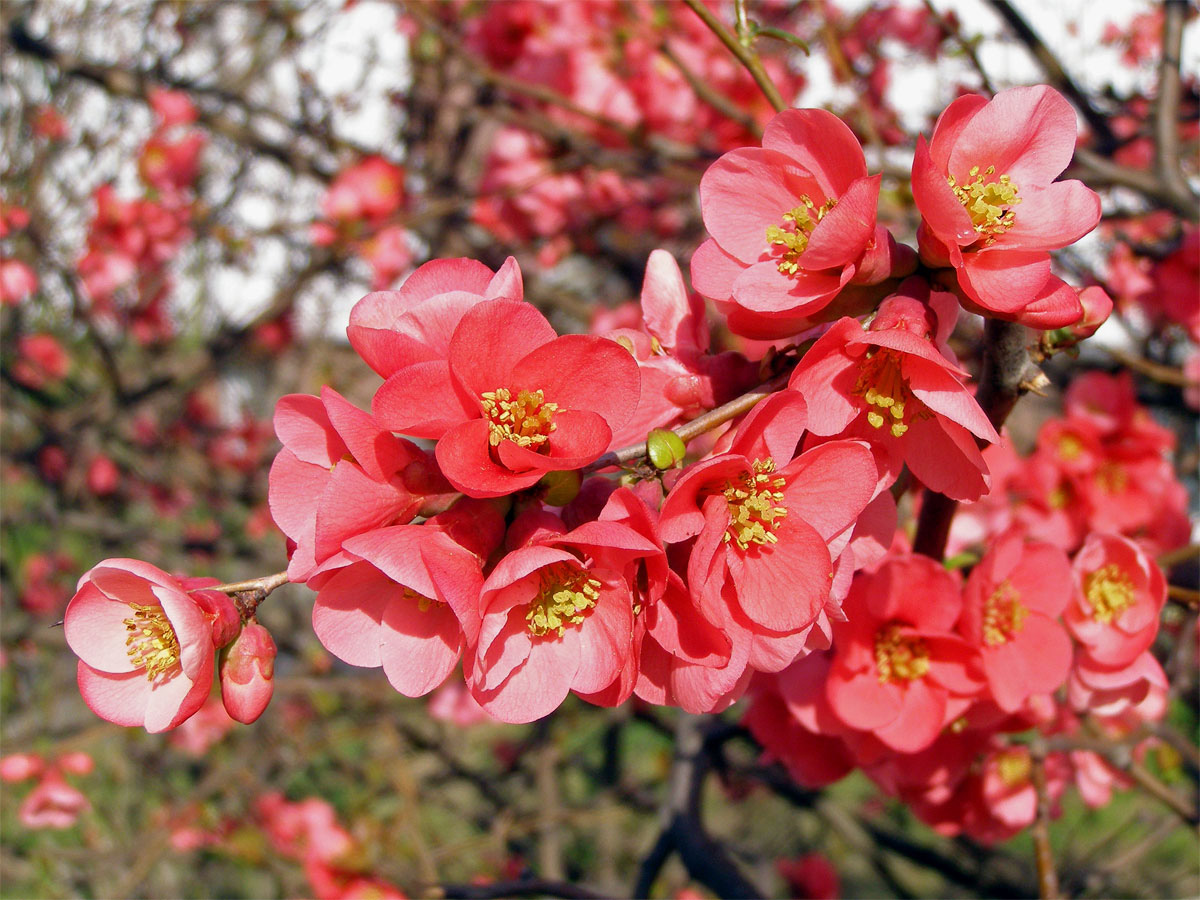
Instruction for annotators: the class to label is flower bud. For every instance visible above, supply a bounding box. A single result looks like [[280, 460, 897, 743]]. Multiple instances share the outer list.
[[188, 585, 242, 649], [1070, 286, 1113, 340], [538, 469, 581, 507], [219, 622, 276, 724], [646, 428, 687, 470], [0, 753, 44, 782]]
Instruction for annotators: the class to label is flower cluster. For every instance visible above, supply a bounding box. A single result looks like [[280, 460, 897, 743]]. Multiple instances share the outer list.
[[60, 87, 1182, 848]]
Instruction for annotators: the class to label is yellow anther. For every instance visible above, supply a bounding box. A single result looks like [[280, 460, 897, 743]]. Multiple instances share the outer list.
[[874, 622, 931, 684], [982, 579, 1028, 646], [765, 195, 837, 276], [123, 603, 181, 681], [480, 387, 559, 451], [526, 562, 601, 638], [853, 350, 919, 438], [1083, 564, 1135, 624], [722, 458, 788, 550], [947, 165, 1020, 243]]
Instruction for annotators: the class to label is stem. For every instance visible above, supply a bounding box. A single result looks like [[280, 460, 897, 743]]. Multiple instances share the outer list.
[[1029, 747, 1061, 899], [682, 0, 788, 113], [1155, 1, 1198, 213], [193, 571, 290, 620], [914, 319, 1039, 560], [584, 372, 791, 473]]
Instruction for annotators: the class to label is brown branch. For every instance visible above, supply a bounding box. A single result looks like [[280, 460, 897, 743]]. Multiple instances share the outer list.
[[433, 879, 604, 900], [986, 0, 1117, 151], [194, 571, 290, 620], [682, 0, 787, 113], [1155, 1, 1197, 212], [1029, 748, 1061, 899], [914, 320, 1041, 559], [1106, 347, 1195, 387]]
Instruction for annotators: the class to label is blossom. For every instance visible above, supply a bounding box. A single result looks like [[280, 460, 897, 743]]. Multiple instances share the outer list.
[[468, 509, 656, 722], [18, 773, 90, 830], [825, 555, 983, 753], [1065, 532, 1166, 667], [63, 560, 237, 732], [789, 287, 999, 501], [912, 85, 1101, 328], [268, 387, 450, 583], [691, 108, 901, 339], [959, 530, 1073, 712], [659, 392, 878, 677], [373, 299, 641, 498], [0, 258, 38, 305]]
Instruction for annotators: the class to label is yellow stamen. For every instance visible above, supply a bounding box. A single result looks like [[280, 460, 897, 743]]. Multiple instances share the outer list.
[[982, 579, 1028, 646], [1083, 564, 1135, 624], [947, 164, 1020, 243], [853, 349, 918, 438], [480, 387, 558, 451], [526, 562, 601, 638], [722, 458, 788, 550], [765, 195, 837, 276], [874, 623, 931, 684], [123, 603, 181, 681], [995, 748, 1032, 786]]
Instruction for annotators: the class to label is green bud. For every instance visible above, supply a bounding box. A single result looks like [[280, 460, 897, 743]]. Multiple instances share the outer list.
[[646, 428, 687, 470], [539, 469, 582, 506]]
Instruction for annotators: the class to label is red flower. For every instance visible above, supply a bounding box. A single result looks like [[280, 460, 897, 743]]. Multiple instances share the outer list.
[[691, 108, 901, 339], [960, 530, 1073, 712], [825, 555, 983, 753], [912, 86, 1101, 328], [63, 560, 235, 732], [374, 299, 640, 498], [790, 288, 999, 501]]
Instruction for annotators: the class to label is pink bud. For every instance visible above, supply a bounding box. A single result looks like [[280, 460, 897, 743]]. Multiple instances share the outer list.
[[0, 753, 44, 782], [219, 623, 276, 724], [56, 752, 94, 776], [1070, 286, 1113, 339]]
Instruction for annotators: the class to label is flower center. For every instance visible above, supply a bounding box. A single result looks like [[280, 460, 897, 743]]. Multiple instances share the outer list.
[[948, 165, 1020, 242], [764, 196, 836, 275], [526, 562, 601, 638], [874, 622, 931, 684], [722, 458, 788, 550], [1083, 564, 1135, 624], [1056, 434, 1084, 461], [995, 748, 1032, 786], [982, 579, 1028, 646], [480, 387, 558, 451], [1095, 462, 1127, 494], [123, 603, 181, 681], [402, 585, 442, 613], [853, 349, 917, 438]]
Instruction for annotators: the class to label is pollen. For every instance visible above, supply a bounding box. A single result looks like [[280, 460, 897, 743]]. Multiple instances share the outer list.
[[480, 387, 559, 451], [982, 579, 1028, 646], [1094, 462, 1127, 494], [995, 748, 1032, 786], [722, 458, 788, 550], [526, 562, 601, 638], [1083, 564, 1135, 624], [402, 586, 442, 613], [1056, 434, 1083, 461], [874, 622, 931, 684], [123, 603, 181, 681], [853, 349, 917, 438], [765, 195, 837, 276], [947, 165, 1020, 243]]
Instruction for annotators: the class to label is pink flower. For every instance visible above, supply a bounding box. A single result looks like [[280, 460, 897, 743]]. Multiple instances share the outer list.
[[321, 156, 405, 226], [660, 392, 878, 677], [347, 256, 522, 379], [219, 622, 277, 723], [12, 334, 70, 389], [825, 555, 983, 753], [912, 86, 1102, 328], [268, 387, 449, 583], [312, 504, 501, 698], [692, 108, 900, 339], [149, 88, 198, 127], [790, 287, 999, 501], [0, 258, 37, 305], [373, 299, 640, 498], [468, 510, 656, 722], [960, 530, 1074, 712], [0, 753, 45, 782], [63, 560, 235, 732], [1066, 532, 1166, 668], [169, 696, 236, 755], [18, 773, 90, 830]]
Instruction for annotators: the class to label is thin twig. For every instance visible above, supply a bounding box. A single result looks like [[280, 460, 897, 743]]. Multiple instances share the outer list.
[[1029, 748, 1062, 899], [682, 0, 787, 113], [1155, 1, 1198, 213]]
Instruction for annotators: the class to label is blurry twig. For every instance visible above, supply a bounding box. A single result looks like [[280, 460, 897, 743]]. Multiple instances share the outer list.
[[682, 0, 787, 113], [1030, 746, 1062, 899]]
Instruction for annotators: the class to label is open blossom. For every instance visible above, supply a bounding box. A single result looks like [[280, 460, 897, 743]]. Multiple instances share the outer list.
[[691, 108, 904, 339], [373, 299, 640, 498], [960, 530, 1073, 712], [789, 288, 999, 501], [312, 501, 503, 698], [825, 555, 982, 754], [63, 560, 239, 732], [1066, 532, 1166, 668], [659, 392, 879, 679], [912, 85, 1101, 328], [468, 508, 658, 722], [268, 387, 451, 583]]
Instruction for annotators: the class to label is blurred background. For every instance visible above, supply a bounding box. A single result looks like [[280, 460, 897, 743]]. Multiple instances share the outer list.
[[1, 1, 1196, 897]]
